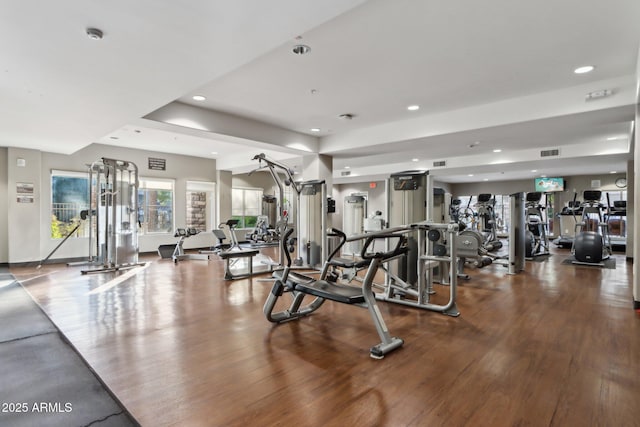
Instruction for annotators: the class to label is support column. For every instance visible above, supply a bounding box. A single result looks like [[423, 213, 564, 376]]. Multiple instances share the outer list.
[[634, 118, 639, 310], [633, 47, 639, 309], [627, 159, 634, 261], [216, 170, 232, 224], [302, 154, 333, 195]]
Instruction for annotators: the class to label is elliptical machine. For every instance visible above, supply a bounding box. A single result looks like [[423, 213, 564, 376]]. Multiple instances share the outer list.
[[571, 190, 612, 265], [524, 192, 550, 258], [474, 194, 503, 251]]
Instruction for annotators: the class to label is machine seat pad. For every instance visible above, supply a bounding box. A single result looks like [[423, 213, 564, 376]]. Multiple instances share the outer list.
[[328, 257, 370, 269], [219, 249, 259, 259], [294, 280, 365, 304], [272, 270, 316, 285]]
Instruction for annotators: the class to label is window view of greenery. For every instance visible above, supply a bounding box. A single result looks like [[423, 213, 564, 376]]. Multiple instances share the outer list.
[[138, 179, 174, 234], [51, 173, 90, 238], [232, 188, 262, 228]]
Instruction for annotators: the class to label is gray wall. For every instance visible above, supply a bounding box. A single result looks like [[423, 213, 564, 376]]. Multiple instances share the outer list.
[[233, 171, 276, 194], [7, 147, 43, 263], [6, 143, 217, 263], [0, 148, 9, 262], [451, 179, 533, 198]]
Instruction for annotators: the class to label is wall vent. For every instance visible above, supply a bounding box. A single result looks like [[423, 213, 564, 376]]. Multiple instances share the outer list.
[[341, 171, 351, 176], [433, 160, 446, 167], [540, 149, 559, 157]]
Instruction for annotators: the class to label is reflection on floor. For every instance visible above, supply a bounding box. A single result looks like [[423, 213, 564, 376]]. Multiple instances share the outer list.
[[7, 247, 640, 426], [0, 271, 138, 427]]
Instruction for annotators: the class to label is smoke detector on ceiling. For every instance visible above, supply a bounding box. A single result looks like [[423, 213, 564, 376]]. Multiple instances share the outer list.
[[338, 114, 354, 120], [86, 28, 104, 40]]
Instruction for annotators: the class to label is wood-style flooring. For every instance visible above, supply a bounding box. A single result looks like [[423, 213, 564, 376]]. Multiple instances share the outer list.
[[9, 247, 640, 427]]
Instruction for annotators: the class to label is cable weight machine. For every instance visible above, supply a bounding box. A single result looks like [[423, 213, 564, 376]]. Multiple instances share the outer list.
[[76, 158, 144, 274]]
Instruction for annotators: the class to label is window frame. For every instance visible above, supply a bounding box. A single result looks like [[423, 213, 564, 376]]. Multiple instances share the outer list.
[[138, 177, 175, 235], [50, 169, 90, 240], [231, 186, 263, 229]]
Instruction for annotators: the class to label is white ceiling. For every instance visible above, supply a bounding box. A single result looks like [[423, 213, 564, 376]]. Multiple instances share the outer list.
[[1, 0, 639, 185]]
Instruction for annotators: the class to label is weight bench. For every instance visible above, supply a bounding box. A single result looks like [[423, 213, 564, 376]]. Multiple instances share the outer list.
[[264, 227, 408, 359], [219, 248, 260, 280]]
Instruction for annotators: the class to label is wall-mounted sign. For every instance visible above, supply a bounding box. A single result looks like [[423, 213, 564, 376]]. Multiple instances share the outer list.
[[16, 182, 34, 203], [148, 157, 166, 171]]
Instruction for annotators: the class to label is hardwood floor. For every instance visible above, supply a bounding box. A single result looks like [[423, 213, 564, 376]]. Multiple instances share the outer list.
[[10, 247, 640, 427]]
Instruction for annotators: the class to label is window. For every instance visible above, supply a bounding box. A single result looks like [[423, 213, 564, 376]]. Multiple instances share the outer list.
[[186, 181, 216, 231], [138, 178, 174, 234], [232, 187, 263, 228], [51, 170, 90, 238]]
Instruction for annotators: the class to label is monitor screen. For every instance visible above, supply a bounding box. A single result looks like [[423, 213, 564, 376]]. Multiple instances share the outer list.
[[534, 177, 564, 192]]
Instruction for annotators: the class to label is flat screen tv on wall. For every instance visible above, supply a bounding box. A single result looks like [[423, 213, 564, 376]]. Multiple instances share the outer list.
[[534, 177, 565, 192]]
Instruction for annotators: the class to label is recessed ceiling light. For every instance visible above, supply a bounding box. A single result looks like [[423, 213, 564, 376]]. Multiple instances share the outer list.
[[192, 95, 206, 101], [310, 128, 320, 132], [574, 65, 595, 74], [412, 158, 419, 162], [344, 166, 350, 169], [292, 44, 310, 55], [407, 105, 420, 111], [211, 151, 218, 155], [541, 175, 547, 178], [607, 136, 625, 141], [493, 149, 502, 153], [610, 171, 617, 174], [483, 178, 489, 181], [531, 170, 537, 173], [468, 174, 474, 177]]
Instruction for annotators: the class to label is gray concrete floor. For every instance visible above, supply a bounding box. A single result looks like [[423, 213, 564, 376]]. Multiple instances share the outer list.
[[0, 271, 138, 427]]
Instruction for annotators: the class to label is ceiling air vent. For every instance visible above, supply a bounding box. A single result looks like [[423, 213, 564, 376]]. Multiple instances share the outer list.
[[433, 160, 446, 167], [341, 171, 351, 176], [540, 149, 559, 158]]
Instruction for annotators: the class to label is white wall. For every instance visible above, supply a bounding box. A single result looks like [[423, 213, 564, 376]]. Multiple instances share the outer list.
[[6, 143, 217, 263]]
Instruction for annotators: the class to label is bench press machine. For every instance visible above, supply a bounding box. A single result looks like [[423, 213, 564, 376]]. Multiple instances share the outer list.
[[264, 227, 409, 359]]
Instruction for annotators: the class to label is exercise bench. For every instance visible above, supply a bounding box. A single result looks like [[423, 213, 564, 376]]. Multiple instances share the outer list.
[[218, 248, 260, 280], [264, 227, 408, 359]]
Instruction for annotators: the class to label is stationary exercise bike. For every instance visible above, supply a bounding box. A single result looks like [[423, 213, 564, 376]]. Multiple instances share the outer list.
[[571, 190, 612, 265], [524, 192, 550, 258], [159, 227, 210, 263]]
